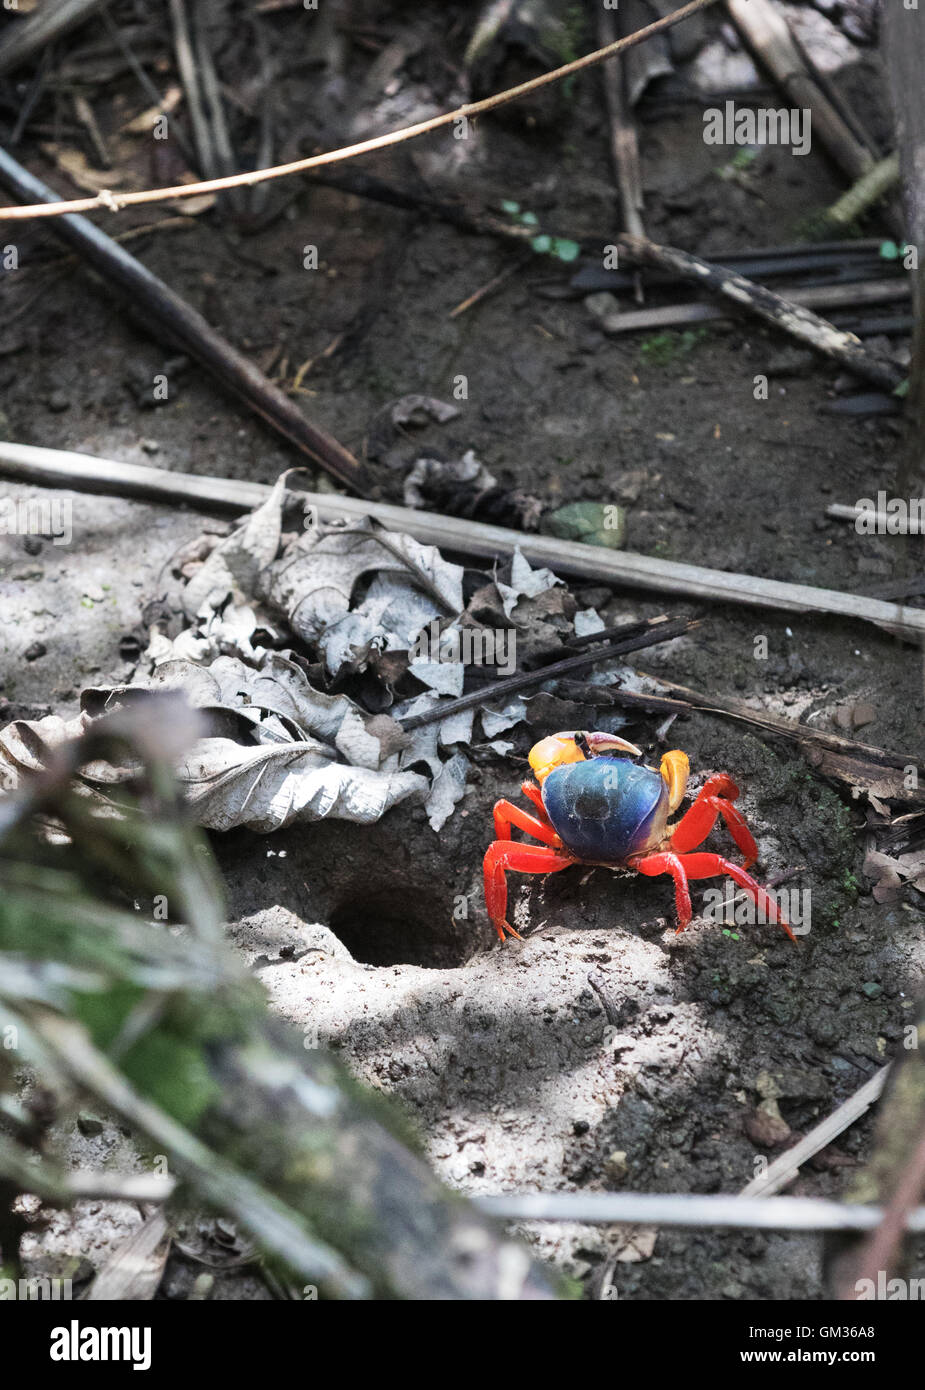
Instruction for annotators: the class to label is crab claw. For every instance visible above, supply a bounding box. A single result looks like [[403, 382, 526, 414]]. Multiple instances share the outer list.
[[529, 730, 643, 784], [583, 732, 643, 757]]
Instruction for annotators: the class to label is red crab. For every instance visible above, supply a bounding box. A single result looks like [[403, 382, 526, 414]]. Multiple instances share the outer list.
[[483, 731, 796, 944]]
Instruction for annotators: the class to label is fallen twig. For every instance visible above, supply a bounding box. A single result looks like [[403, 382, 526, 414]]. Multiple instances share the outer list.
[[0, 149, 369, 495], [0, 0, 720, 221], [827, 502, 925, 535], [739, 1066, 890, 1198], [399, 617, 698, 733], [616, 234, 907, 391], [634, 672, 922, 777], [598, 6, 645, 241], [2, 443, 925, 640], [475, 1190, 925, 1232], [820, 153, 902, 235], [724, 0, 885, 191], [588, 278, 909, 337]]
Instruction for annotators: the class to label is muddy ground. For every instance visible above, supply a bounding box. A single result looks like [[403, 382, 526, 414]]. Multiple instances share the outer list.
[[1, 0, 924, 1299]]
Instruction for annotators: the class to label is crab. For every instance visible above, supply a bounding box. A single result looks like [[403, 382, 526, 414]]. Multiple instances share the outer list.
[[483, 731, 796, 944]]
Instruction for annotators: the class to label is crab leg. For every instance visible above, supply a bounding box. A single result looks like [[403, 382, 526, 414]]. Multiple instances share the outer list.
[[669, 773, 758, 867], [632, 850, 693, 927], [483, 841, 577, 941], [520, 779, 550, 820], [492, 797, 562, 846], [678, 852, 796, 942]]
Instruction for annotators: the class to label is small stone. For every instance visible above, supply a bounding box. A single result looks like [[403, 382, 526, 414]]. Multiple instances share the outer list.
[[584, 292, 622, 333], [745, 1105, 791, 1148], [861, 981, 882, 999], [24, 642, 47, 661], [541, 501, 625, 550], [47, 389, 70, 412], [852, 702, 876, 729], [76, 1113, 104, 1137], [603, 1150, 629, 1183]]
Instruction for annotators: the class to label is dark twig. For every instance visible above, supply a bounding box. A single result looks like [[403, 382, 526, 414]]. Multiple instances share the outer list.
[[615, 234, 907, 390], [398, 617, 698, 732]]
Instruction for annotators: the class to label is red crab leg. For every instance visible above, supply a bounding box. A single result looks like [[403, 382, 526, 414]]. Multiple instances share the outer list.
[[675, 852, 797, 943], [520, 779, 550, 820], [632, 851, 693, 928], [483, 841, 577, 942], [669, 773, 758, 867], [492, 797, 562, 846]]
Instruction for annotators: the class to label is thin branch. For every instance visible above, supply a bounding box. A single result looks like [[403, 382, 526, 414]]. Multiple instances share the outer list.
[[0, 0, 720, 221], [1, 442, 924, 640], [739, 1066, 890, 1198], [615, 234, 907, 391], [476, 1190, 925, 1232]]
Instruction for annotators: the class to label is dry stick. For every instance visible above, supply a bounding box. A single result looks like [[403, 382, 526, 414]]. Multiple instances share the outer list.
[[739, 1066, 890, 1199], [475, 1190, 925, 1232], [449, 252, 531, 318], [0, 0, 721, 221], [724, 0, 878, 189], [633, 671, 917, 772], [2, 442, 925, 641], [168, 0, 217, 181], [597, 277, 909, 337], [616, 233, 907, 391], [821, 153, 902, 235], [598, 6, 645, 240], [398, 618, 698, 733], [0, 148, 369, 495], [0, 0, 108, 78], [827, 502, 925, 535]]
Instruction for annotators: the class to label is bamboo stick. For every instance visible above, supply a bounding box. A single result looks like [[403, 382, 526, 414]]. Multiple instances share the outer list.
[[476, 1190, 925, 1232], [2, 442, 925, 640]]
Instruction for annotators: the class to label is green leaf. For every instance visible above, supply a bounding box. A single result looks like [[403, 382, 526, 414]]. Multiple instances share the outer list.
[[553, 238, 581, 263], [500, 199, 520, 215], [520, 211, 539, 226], [879, 240, 900, 261], [531, 234, 552, 254]]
